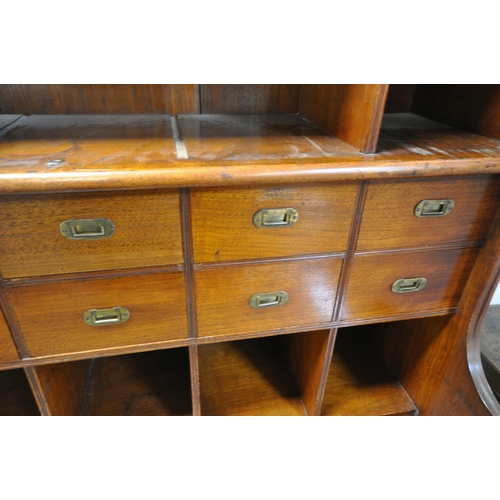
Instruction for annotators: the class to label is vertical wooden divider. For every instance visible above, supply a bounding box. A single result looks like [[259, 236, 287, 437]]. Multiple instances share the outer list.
[[299, 84, 389, 153], [24, 361, 91, 416], [284, 328, 338, 416], [180, 187, 201, 415]]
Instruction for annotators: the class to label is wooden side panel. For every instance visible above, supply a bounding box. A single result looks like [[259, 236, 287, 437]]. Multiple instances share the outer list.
[[342, 248, 480, 321], [200, 85, 300, 114], [299, 84, 389, 152], [0, 190, 183, 278], [357, 176, 500, 251], [0, 307, 20, 364], [195, 258, 342, 338], [0, 84, 200, 114], [283, 329, 332, 416], [30, 360, 91, 416], [190, 183, 358, 263], [412, 84, 500, 140], [198, 337, 306, 416], [8, 272, 189, 357]]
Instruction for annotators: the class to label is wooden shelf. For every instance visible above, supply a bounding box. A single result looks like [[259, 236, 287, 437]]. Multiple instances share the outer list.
[[0, 368, 39, 416], [198, 337, 306, 416], [81, 348, 192, 416], [322, 330, 417, 416]]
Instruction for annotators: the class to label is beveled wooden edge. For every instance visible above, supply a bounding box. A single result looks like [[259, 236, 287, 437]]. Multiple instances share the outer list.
[[1, 157, 500, 194], [466, 207, 500, 415]]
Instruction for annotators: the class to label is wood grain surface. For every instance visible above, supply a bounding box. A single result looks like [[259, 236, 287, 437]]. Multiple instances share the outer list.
[[190, 183, 358, 262], [342, 248, 480, 321], [7, 272, 188, 357], [81, 348, 193, 416], [0, 84, 200, 115], [198, 336, 306, 416], [195, 258, 342, 338], [200, 85, 300, 114], [1, 114, 500, 193], [299, 84, 389, 153], [0, 307, 20, 364], [283, 329, 333, 416], [30, 360, 91, 416], [321, 328, 417, 416], [357, 175, 500, 251], [0, 189, 183, 278]]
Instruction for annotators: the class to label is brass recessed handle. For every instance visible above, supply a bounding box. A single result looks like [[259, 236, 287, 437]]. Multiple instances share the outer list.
[[414, 199, 454, 218], [253, 208, 298, 228], [60, 218, 115, 240], [391, 277, 427, 293], [249, 291, 289, 308], [83, 307, 130, 326]]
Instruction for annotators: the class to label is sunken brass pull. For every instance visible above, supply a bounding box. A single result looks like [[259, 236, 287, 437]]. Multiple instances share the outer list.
[[84, 307, 130, 326], [249, 291, 289, 308], [414, 199, 454, 218], [253, 208, 298, 228], [60, 218, 115, 240], [391, 277, 427, 294]]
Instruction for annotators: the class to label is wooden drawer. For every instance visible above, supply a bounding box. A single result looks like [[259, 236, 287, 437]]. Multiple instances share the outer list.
[[341, 248, 480, 321], [357, 176, 500, 251], [195, 258, 343, 338], [0, 190, 183, 278], [190, 184, 358, 263], [0, 308, 19, 364], [6, 272, 189, 357]]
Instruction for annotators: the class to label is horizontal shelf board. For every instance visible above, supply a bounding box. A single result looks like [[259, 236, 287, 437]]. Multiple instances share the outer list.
[[0, 113, 500, 193], [0, 368, 39, 416], [81, 348, 193, 416], [322, 332, 417, 416], [198, 337, 306, 416]]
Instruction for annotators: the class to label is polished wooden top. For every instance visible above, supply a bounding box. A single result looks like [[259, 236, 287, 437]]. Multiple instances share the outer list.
[[1, 113, 500, 193]]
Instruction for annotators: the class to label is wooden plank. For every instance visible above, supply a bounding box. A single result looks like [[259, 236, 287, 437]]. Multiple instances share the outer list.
[[0, 84, 200, 114], [198, 337, 306, 416], [322, 329, 417, 416], [200, 85, 300, 114], [299, 84, 389, 152], [81, 349, 193, 416], [0, 307, 20, 364], [29, 361, 91, 416], [283, 329, 333, 415]]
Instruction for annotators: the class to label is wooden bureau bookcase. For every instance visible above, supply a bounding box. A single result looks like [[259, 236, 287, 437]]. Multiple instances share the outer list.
[[0, 84, 499, 416]]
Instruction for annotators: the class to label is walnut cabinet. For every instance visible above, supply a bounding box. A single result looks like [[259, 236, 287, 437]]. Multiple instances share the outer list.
[[0, 84, 499, 416]]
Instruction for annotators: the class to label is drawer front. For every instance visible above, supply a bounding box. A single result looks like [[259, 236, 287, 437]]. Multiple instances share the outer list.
[[341, 248, 479, 321], [0, 190, 183, 278], [7, 272, 189, 357], [190, 184, 358, 263], [0, 308, 20, 363], [357, 176, 500, 251], [195, 258, 343, 338]]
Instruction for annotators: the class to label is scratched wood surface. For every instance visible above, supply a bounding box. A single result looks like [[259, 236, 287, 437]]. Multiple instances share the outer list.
[[1, 113, 500, 193]]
